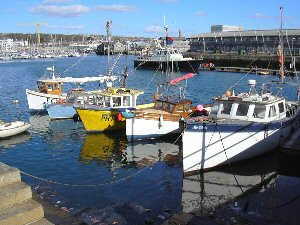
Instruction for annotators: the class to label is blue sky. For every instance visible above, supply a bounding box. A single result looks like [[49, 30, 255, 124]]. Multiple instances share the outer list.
[[0, 0, 299, 37]]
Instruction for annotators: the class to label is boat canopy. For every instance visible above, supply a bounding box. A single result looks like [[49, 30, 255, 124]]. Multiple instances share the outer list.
[[38, 75, 119, 84]]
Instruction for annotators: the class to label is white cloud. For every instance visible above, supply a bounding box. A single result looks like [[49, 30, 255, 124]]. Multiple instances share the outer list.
[[43, 0, 72, 4], [96, 5, 137, 12], [144, 25, 164, 34], [195, 11, 207, 17], [252, 13, 266, 19], [30, 4, 90, 17]]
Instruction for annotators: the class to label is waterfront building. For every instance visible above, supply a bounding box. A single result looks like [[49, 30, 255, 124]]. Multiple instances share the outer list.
[[189, 28, 300, 55], [211, 25, 243, 33]]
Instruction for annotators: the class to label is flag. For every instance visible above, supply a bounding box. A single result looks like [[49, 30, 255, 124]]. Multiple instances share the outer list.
[[166, 36, 174, 45]]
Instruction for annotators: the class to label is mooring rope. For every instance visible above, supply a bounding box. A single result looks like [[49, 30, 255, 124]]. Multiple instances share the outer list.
[[20, 163, 152, 187]]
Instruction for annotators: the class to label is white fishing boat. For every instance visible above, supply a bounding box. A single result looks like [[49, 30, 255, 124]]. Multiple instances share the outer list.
[[0, 120, 31, 138], [134, 47, 202, 72], [182, 8, 300, 174], [183, 79, 300, 174], [25, 66, 109, 111]]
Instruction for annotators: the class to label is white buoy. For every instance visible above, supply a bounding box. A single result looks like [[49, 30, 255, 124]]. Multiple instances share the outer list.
[[13, 99, 19, 104]]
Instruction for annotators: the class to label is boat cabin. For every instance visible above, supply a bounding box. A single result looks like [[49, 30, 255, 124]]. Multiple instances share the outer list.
[[37, 80, 63, 95], [154, 97, 193, 115], [75, 87, 144, 109], [210, 94, 288, 122]]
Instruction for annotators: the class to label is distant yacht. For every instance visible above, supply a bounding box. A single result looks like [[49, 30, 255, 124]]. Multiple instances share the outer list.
[[134, 48, 202, 73]]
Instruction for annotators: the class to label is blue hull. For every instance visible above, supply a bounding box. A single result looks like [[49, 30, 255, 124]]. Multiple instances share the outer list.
[[47, 104, 76, 120]]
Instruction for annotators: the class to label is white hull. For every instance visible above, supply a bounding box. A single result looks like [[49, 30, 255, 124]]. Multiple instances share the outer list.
[[183, 114, 300, 173], [0, 121, 31, 138], [126, 117, 180, 141], [26, 89, 65, 111]]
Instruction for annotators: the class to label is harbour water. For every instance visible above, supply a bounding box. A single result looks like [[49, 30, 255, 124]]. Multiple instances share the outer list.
[[0, 55, 300, 224]]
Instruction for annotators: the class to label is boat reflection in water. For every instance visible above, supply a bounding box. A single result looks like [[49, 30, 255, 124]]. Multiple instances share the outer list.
[[80, 133, 180, 169], [79, 132, 127, 164], [29, 114, 84, 135], [182, 152, 279, 214], [29, 114, 51, 134], [0, 133, 31, 149]]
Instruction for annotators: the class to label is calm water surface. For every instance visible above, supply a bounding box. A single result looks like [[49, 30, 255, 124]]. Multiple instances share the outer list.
[[0, 55, 300, 224]]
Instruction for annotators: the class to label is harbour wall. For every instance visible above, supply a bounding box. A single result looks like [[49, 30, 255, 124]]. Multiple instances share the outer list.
[[184, 52, 300, 71]]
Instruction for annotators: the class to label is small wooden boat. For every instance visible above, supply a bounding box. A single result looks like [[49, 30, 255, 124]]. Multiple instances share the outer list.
[[126, 96, 194, 141], [0, 120, 31, 138]]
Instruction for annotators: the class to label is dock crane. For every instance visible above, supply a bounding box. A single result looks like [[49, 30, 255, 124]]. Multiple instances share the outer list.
[[17, 22, 48, 45]]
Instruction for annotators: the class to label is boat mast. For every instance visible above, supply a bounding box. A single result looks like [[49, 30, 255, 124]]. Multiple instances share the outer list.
[[106, 20, 112, 76], [279, 6, 285, 83], [164, 20, 170, 84]]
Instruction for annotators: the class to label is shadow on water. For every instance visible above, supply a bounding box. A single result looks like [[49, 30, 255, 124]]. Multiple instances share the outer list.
[[182, 151, 279, 214]]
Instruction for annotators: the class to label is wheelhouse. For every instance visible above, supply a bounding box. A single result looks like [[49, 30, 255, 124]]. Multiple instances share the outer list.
[[210, 94, 288, 122], [37, 80, 63, 95], [75, 87, 144, 109], [154, 98, 193, 115]]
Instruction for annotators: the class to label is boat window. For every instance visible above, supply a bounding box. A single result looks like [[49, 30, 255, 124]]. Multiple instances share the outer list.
[[37, 82, 45, 91], [112, 97, 121, 107], [169, 104, 175, 112], [268, 105, 277, 117], [236, 103, 249, 116], [95, 95, 103, 106], [104, 96, 110, 107], [176, 104, 183, 112], [123, 96, 131, 106], [54, 83, 60, 90], [210, 103, 220, 115], [155, 101, 163, 109], [221, 102, 232, 115], [184, 103, 192, 112], [253, 105, 266, 119], [66, 94, 75, 103], [163, 102, 170, 110], [88, 95, 94, 105], [278, 102, 284, 113], [47, 84, 53, 91]]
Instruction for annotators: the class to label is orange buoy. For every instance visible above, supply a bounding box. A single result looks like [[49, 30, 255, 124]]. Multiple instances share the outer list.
[[116, 112, 123, 121]]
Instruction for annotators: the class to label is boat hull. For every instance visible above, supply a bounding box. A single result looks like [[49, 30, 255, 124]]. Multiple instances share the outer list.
[[126, 117, 180, 141], [26, 89, 65, 111], [76, 108, 125, 132], [46, 104, 76, 120], [182, 114, 300, 174], [134, 59, 201, 72], [0, 121, 31, 138]]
